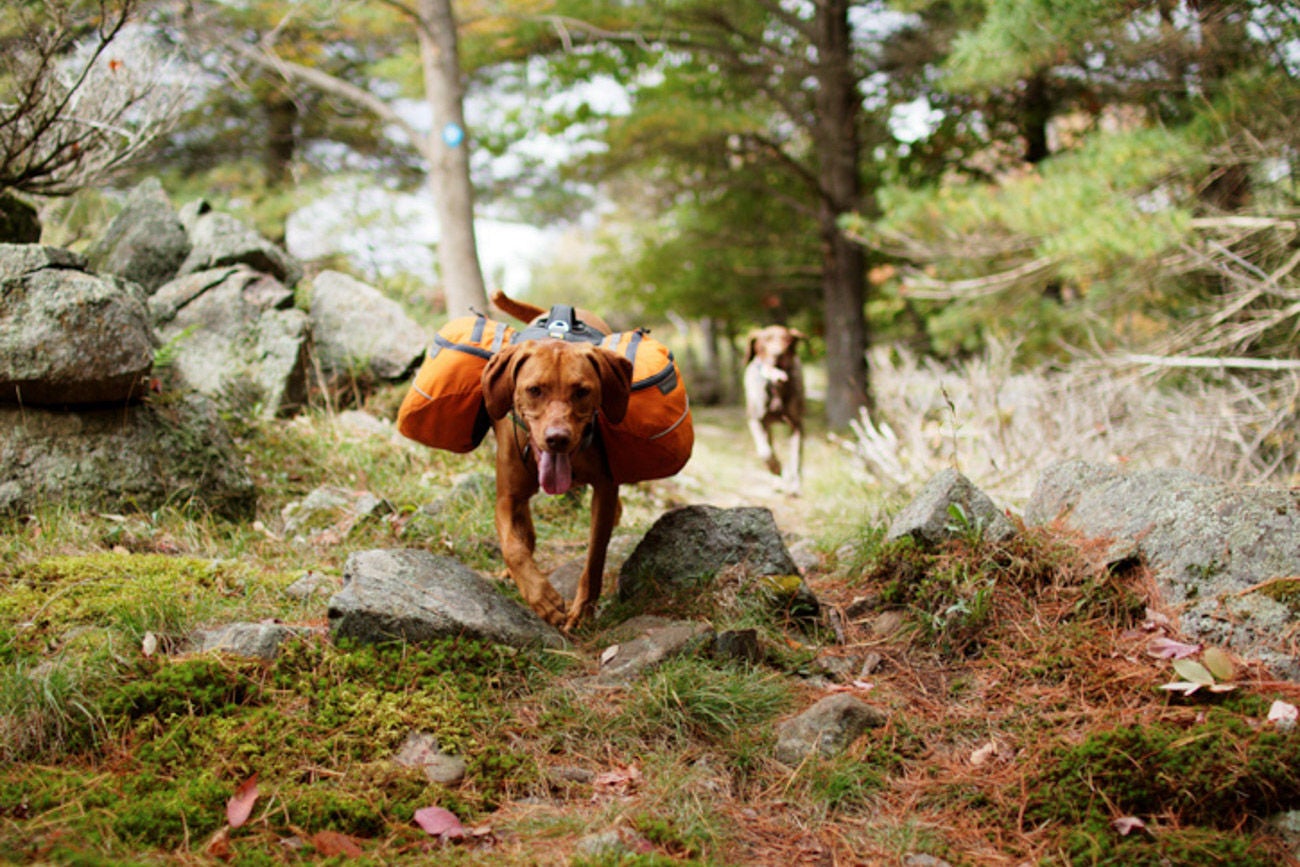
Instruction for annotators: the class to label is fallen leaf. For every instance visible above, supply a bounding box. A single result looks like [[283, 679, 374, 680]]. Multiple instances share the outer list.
[[600, 644, 620, 666], [1159, 681, 1204, 696], [1171, 658, 1216, 686], [205, 826, 232, 860], [141, 632, 158, 657], [309, 830, 363, 857], [1202, 646, 1235, 681], [970, 741, 999, 766], [414, 806, 465, 839], [226, 774, 258, 829], [1112, 816, 1146, 836], [1147, 637, 1201, 659], [1269, 700, 1298, 731], [850, 679, 875, 692]]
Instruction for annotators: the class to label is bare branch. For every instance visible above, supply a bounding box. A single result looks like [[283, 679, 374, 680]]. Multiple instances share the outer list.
[[219, 39, 431, 163]]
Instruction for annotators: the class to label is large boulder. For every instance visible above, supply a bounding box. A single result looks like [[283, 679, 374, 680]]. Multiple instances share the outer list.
[[328, 549, 566, 649], [1027, 460, 1300, 679], [617, 505, 804, 605], [85, 178, 190, 293], [308, 270, 427, 381], [151, 266, 310, 417], [0, 392, 256, 518], [0, 244, 156, 405], [176, 200, 303, 288]]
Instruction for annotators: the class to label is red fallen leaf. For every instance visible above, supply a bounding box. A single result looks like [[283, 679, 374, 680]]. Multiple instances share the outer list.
[[414, 806, 465, 839], [310, 830, 363, 857], [1147, 637, 1201, 659], [226, 774, 258, 829]]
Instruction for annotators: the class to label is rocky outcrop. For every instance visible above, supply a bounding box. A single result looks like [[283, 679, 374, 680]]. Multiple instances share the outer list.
[[177, 199, 303, 287], [151, 265, 310, 417], [618, 505, 805, 604], [0, 244, 156, 405], [774, 693, 887, 766], [328, 549, 566, 650], [0, 392, 256, 518], [308, 270, 427, 381], [1027, 460, 1300, 679], [86, 178, 190, 293]]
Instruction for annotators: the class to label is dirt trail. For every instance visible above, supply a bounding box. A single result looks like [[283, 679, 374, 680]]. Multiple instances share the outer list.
[[672, 406, 848, 538]]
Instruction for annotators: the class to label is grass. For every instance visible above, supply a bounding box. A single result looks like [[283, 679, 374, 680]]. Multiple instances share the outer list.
[[3, 386, 1300, 864]]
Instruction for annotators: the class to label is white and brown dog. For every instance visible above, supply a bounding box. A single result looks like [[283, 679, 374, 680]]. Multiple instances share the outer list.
[[743, 325, 806, 493]]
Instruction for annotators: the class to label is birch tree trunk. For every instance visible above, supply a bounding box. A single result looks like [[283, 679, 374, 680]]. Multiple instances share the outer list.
[[417, 0, 488, 315]]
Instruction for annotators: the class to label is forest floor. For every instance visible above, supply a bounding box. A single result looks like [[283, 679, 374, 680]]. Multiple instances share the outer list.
[[2, 395, 1300, 865]]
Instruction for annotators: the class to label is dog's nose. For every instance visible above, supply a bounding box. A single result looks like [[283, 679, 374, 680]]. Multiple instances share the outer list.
[[544, 428, 572, 452]]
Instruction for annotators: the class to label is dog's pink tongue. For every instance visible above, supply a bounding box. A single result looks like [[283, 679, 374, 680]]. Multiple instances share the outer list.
[[538, 450, 573, 496]]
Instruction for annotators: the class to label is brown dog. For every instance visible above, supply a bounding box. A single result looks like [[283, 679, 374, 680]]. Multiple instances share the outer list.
[[482, 292, 634, 631], [743, 325, 806, 493]]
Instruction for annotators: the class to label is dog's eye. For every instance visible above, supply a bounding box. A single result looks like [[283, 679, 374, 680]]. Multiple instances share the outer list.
[[525, 385, 544, 399], [573, 385, 592, 400]]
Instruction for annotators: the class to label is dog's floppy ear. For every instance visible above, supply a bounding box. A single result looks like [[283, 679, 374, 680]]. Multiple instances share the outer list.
[[745, 332, 760, 365], [482, 344, 527, 420], [589, 347, 633, 425]]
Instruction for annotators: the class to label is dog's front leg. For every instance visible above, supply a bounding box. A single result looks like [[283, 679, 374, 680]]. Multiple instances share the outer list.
[[786, 423, 804, 494], [495, 491, 567, 627], [747, 417, 781, 476], [566, 479, 620, 631]]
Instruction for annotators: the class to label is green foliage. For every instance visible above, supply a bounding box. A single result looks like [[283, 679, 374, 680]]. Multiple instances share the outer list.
[[617, 657, 794, 746]]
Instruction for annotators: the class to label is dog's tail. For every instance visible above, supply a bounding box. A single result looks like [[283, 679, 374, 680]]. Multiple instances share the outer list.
[[490, 290, 547, 325]]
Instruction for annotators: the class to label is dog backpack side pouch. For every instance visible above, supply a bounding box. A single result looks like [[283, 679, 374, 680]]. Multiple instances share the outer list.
[[597, 330, 694, 484], [397, 314, 515, 453]]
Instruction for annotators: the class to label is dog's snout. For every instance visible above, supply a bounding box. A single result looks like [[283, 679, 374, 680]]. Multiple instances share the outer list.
[[544, 427, 572, 452]]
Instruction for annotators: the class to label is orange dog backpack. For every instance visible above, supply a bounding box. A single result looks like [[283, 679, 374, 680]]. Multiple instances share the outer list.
[[595, 329, 694, 484], [397, 308, 693, 484], [396, 314, 516, 453]]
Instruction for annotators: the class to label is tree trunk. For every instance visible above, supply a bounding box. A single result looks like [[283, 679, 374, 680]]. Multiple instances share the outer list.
[[814, 0, 870, 430], [417, 0, 487, 315], [263, 94, 297, 188]]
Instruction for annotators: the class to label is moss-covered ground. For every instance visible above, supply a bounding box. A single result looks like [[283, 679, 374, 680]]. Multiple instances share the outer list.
[[2, 399, 1299, 865]]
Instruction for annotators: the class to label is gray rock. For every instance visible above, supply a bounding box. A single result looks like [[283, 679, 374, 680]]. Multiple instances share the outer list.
[[0, 246, 156, 405], [328, 549, 566, 649], [86, 178, 190, 293], [1027, 460, 1300, 679], [617, 505, 801, 603], [152, 266, 309, 417], [0, 392, 255, 518], [393, 732, 467, 785], [308, 270, 427, 381], [885, 468, 1016, 548], [284, 571, 340, 600], [0, 244, 85, 278], [177, 207, 303, 287], [191, 621, 308, 660], [714, 628, 762, 665], [594, 619, 715, 684], [773, 693, 886, 766], [281, 485, 393, 539]]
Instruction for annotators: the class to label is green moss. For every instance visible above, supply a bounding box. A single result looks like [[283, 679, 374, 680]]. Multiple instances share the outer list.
[[1029, 712, 1300, 829]]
